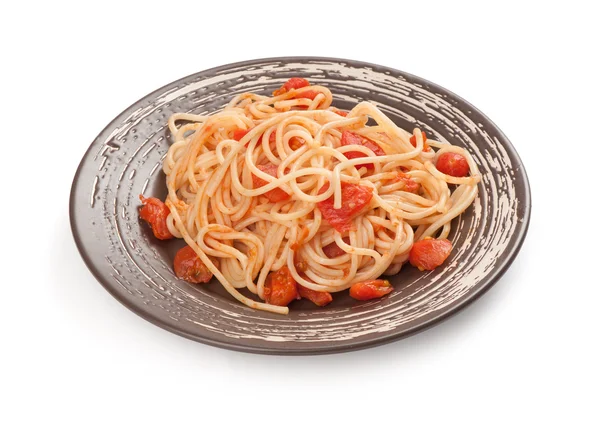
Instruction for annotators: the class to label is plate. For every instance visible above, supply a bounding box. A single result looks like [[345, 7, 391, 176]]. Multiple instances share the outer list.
[[70, 57, 531, 354]]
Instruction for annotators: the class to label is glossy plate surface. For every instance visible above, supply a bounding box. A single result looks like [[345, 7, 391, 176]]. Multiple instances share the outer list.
[[70, 57, 531, 354]]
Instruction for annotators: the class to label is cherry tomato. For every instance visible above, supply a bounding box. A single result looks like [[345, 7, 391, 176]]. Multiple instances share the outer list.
[[173, 245, 213, 283], [139, 195, 174, 240], [409, 238, 453, 270], [436, 152, 470, 177], [297, 283, 333, 307], [349, 280, 394, 300], [317, 182, 373, 232], [340, 131, 385, 170], [252, 164, 290, 202], [273, 77, 310, 96], [263, 267, 299, 306]]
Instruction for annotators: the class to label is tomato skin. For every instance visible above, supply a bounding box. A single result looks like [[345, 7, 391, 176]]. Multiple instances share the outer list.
[[173, 245, 213, 283], [436, 152, 470, 177], [409, 238, 453, 271], [410, 131, 431, 152], [297, 283, 333, 307], [349, 280, 394, 300], [340, 131, 385, 170], [273, 77, 310, 96], [139, 195, 174, 240], [264, 267, 299, 306], [332, 109, 348, 117], [317, 182, 373, 232], [393, 172, 420, 193], [322, 241, 346, 258], [233, 129, 250, 141], [295, 90, 319, 100], [251, 164, 290, 202]]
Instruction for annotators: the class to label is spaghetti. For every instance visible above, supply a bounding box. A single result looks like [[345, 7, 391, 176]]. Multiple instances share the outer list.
[[140, 78, 482, 314]]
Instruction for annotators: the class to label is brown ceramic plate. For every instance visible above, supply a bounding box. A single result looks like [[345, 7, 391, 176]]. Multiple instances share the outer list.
[[70, 57, 531, 354]]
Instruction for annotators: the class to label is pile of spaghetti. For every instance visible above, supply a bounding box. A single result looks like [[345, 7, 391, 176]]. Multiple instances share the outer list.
[[139, 78, 481, 314]]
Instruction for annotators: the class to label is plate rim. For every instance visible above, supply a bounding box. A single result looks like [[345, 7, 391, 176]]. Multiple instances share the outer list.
[[69, 56, 532, 355]]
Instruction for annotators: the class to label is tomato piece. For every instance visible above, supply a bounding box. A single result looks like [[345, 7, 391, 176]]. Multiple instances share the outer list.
[[252, 164, 290, 202], [393, 172, 420, 193], [332, 109, 348, 117], [322, 238, 348, 258], [436, 152, 470, 177], [232, 129, 250, 141], [409, 131, 431, 152], [317, 182, 373, 232], [411, 133, 431, 152], [349, 280, 394, 300], [297, 283, 333, 307], [273, 77, 310, 96], [263, 267, 299, 306], [173, 245, 213, 283], [139, 195, 174, 240], [295, 90, 319, 100], [340, 131, 385, 170], [409, 238, 453, 271]]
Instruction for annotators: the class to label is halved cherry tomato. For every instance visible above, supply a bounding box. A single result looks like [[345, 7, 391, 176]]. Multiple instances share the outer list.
[[410, 131, 431, 152], [232, 128, 250, 141], [297, 283, 333, 307], [409, 238, 453, 271], [264, 267, 299, 306], [349, 280, 394, 300], [436, 152, 470, 177], [139, 195, 173, 240], [252, 164, 290, 202], [317, 182, 373, 232], [273, 77, 310, 96], [173, 245, 213, 283], [393, 172, 420, 193], [340, 131, 385, 170]]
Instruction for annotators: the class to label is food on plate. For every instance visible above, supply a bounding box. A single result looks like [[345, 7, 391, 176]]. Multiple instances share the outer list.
[[138, 77, 481, 314]]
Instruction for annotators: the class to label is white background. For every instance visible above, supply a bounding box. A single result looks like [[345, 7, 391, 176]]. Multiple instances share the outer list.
[[1, 1, 598, 420]]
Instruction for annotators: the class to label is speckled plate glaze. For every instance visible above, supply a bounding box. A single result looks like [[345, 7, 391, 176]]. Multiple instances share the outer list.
[[70, 57, 530, 354]]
